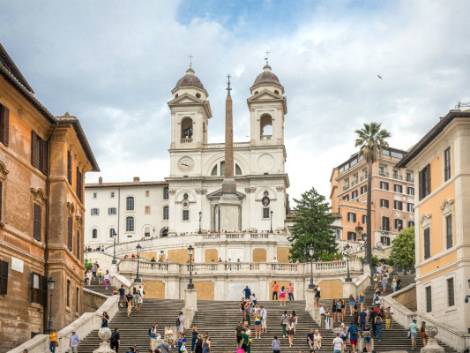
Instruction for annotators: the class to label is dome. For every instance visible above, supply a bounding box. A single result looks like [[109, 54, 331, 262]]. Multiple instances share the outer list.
[[172, 67, 207, 94], [251, 64, 284, 91]]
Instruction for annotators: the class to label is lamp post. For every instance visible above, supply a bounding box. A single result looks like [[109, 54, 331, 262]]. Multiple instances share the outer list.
[[135, 243, 142, 283], [111, 229, 117, 265], [46, 276, 55, 332], [270, 210, 274, 233], [187, 245, 194, 289], [343, 243, 352, 282], [198, 211, 202, 234], [308, 246, 315, 289]]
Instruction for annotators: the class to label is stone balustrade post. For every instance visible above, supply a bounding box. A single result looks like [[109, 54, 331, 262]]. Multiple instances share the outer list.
[[421, 327, 445, 353], [183, 289, 198, 329]]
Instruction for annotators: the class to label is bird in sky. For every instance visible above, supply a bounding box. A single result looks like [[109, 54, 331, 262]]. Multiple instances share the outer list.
[[377, 74, 383, 80]]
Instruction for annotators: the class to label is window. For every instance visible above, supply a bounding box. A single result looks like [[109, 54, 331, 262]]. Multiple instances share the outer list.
[[382, 217, 390, 231], [408, 221, 415, 227], [393, 184, 403, 193], [110, 192, 115, 198], [145, 190, 150, 197], [76, 287, 80, 313], [419, 164, 431, 200], [380, 181, 389, 191], [263, 207, 270, 219], [360, 185, 368, 194], [181, 117, 193, 141], [260, 114, 273, 137], [407, 187, 415, 196], [347, 212, 356, 223], [444, 147, 451, 181], [446, 214, 453, 249], [126, 217, 134, 232], [92, 228, 98, 239], [424, 227, 431, 259], [160, 227, 168, 237], [91, 208, 99, 216], [406, 171, 413, 182], [0, 260, 8, 295], [163, 206, 169, 220], [145, 206, 151, 215], [67, 216, 73, 252], [379, 164, 387, 176], [342, 195, 350, 201], [425, 286, 432, 312], [351, 190, 358, 200], [33, 204, 42, 241], [144, 227, 151, 237], [0, 104, 10, 146], [109, 228, 116, 238], [447, 278, 455, 307], [393, 169, 400, 179], [407, 203, 414, 212], [182, 210, 190, 221], [380, 199, 389, 208], [30, 273, 45, 304], [126, 196, 134, 211], [394, 219, 403, 231], [92, 192, 97, 199], [76, 230, 80, 259], [76, 168, 83, 201], [67, 151, 72, 184], [108, 207, 117, 215], [211, 161, 243, 176], [380, 236, 391, 246], [394, 200, 403, 210], [347, 232, 356, 241], [362, 215, 367, 224], [31, 131, 48, 175], [163, 187, 169, 200], [66, 279, 71, 307]]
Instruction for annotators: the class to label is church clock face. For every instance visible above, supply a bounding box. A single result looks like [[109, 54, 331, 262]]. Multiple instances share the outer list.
[[178, 156, 194, 172]]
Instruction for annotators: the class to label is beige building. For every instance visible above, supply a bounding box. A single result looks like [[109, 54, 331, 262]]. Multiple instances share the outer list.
[[397, 108, 470, 333], [330, 147, 415, 248], [0, 43, 98, 351]]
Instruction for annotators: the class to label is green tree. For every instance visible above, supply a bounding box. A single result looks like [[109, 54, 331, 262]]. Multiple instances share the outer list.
[[391, 227, 415, 272], [289, 187, 337, 262], [355, 122, 391, 277]]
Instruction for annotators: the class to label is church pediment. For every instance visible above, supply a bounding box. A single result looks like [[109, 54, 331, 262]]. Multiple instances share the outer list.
[[207, 188, 245, 200], [168, 93, 212, 118], [247, 90, 287, 113]]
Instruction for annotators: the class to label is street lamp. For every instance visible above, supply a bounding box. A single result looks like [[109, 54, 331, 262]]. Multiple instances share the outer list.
[[187, 245, 194, 289], [111, 229, 117, 265], [343, 243, 352, 282], [270, 210, 274, 233], [198, 211, 202, 234], [308, 246, 315, 289], [135, 243, 142, 283], [46, 276, 55, 332]]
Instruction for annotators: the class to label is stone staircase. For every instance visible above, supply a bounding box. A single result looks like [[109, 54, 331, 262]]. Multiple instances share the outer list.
[[78, 299, 184, 353], [84, 285, 116, 297]]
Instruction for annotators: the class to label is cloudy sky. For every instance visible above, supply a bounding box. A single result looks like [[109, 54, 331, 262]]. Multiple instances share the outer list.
[[1, 0, 469, 200]]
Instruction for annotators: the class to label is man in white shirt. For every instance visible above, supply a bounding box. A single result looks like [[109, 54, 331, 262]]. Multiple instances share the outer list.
[[332, 332, 343, 353], [260, 305, 268, 333], [69, 331, 80, 353]]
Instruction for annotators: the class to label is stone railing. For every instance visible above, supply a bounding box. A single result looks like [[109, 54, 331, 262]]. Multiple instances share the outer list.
[[383, 284, 470, 351], [7, 295, 119, 353], [119, 259, 363, 277]]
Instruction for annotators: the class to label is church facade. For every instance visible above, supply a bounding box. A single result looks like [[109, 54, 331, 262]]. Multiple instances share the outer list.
[[85, 63, 291, 250]]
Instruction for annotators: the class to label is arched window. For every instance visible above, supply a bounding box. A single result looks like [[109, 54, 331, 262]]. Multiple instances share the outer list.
[[126, 216, 134, 232], [260, 114, 273, 138], [262, 191, 270, 219], [181, 117, 193, 142], [92, 228, 98, 239], [144, 226, 151, 237], [235, 164, 242, 176], [126, 196, 134, 211], [210, 161, 243, 176], [160, 227, 168, 237]]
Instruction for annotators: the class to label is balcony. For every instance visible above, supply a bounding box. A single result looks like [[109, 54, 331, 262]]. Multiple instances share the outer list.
[[181, 137, 193, 143]]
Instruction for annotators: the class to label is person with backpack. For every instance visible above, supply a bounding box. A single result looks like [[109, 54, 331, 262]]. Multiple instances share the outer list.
[[272, 336, 281, 353], [280, 311, 289, 338], [375, 315, 384, 342], [243, 286, 251, 300], [348, 322, 359, 353], [191, 325, 199, 353]]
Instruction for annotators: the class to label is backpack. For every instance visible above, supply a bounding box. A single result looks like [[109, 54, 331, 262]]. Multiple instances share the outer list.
[[176, 318, 181, 326]]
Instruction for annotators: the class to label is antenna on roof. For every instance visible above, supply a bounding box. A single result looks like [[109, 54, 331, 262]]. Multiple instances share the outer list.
[[456, 101, 470, 110]]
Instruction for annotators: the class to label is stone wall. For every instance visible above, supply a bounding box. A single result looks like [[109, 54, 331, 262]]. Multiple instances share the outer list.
[[82, 289, 107, 313], [393, 284, 417, 311]]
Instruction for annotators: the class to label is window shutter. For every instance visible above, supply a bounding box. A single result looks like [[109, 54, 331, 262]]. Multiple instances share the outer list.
[[33, 204, 42, 241], [0, 181, 3, 223], [41, 139, 49, 175], [40, 275, 47, 306], [67, 151, 72, 184], [0, 260, 8, 295], [31, 131, 38, 167], [67, 216, 73, 251], [0, 105, 9, 146]]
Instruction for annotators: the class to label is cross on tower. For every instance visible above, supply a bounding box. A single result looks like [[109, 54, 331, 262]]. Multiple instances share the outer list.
[[226, 74, 232, 95], [264, 50, 271, 65], [188, 55, 193, 68]]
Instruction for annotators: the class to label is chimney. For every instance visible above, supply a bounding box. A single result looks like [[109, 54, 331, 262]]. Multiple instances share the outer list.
[[133, 176, 140, 182], [98, 176, 103, 184]]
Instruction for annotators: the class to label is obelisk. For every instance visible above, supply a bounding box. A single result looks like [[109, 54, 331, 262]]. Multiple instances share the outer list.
[[219, 75, 241, 231]]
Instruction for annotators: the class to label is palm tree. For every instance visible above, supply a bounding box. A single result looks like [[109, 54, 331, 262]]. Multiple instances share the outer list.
[[355, 122, 391, 279]]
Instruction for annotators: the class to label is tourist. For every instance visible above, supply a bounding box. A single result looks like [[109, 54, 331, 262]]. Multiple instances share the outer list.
[[272, 336, 281, 353], [339, 323, 348, 352], [279, 286, 287, 306], [287, 282, 295, 301], [135, 291, 143, 312], [177, 333, 187, 353], [272, 281, 280, 300], [396, 275, 402, 291], [335, 299, 342, 323], [69, 331, 80, 353], [254, 308, 262, 339], [110, 328, 120, 352], [101, 311, 110, 327], [332, 333, 343, 353], [358, 292, 365, 307], [92, 261, 99, 279], [359, 308, 367, 331], [362, 330, 373, 353], [202, 335, 211, 353], [331, 299, 337, 323], [85, 271, 92, 286], [307, 329, 315, 351], [384, 307, 392, 330], [372, 290, 381, 307], [280, 310, 289, 338], [251, 293, 258, 306], [314, 329, 322, 351], [243, 286, 251, 300], [287, 317, 295, 347], [290, 311, 298, 333], [319, 304, 326, 328], [149, 323, 159, 351], [348, 322, 359, 353], [420, 321, 428, 346], [391, 276, 398, 292], [241, 328, 251, 353], [177, 312, 185, 334], [49, 329, 58, 353], [375, 315, 384, 342], [191, 325, 199, 353], [126, 291, 133, 318], [314, 286, 321, 308], [244, 301, 251, 326], [236, 321, 244, 347], [195, 334, 203, 353], [340, 299, 346, 322], [104, 270, 111, 290], [381, 271, 389, 292], [118, 285, 126, 308], [324, 309, 332, 330], [260, 305, 268, 333], [348, 295, 356, 316]]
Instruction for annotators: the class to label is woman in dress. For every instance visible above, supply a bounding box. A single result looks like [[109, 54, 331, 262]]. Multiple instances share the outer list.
[[290, 311, 298, 334], [332, 299, 337, 323], [313, 329, 322, 350], [202, 335, 211, 353], [177, 312, 185, 335], [287, 317, 295, 347], [279, 286, 287, 307], [348, 295, 356, 316], [336, 299, 343, 323], [103, 270, 111, 290], [420, 321, 428, 346]]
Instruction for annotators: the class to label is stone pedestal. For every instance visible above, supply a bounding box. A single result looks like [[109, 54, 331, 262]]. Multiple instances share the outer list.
[[342, 281, 356, 298], [219, 188, 241, 232], [93, 327, 115, 353], [420, 327, 445, 353], [183, 289, 198, 329], [305, 289, 319, 322]]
